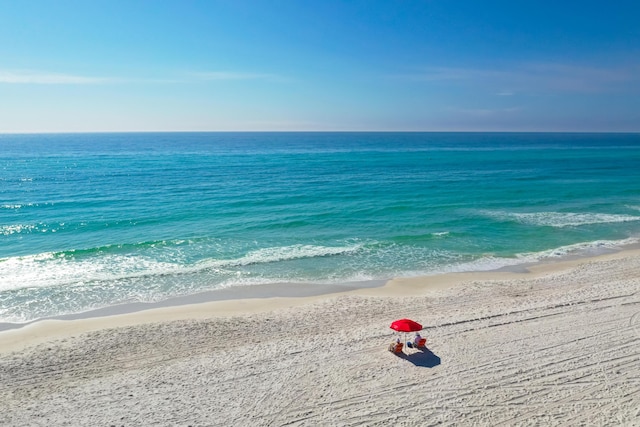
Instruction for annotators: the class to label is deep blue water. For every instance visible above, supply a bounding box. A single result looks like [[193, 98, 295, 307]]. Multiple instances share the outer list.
[[2, 132, 640, 323]]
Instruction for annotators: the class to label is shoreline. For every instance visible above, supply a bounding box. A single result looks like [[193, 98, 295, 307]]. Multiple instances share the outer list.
[[2, 234, 638, 331], [0, 280, 387, 333], [2, 246, 639, 354], [2, 241, 635, 332]]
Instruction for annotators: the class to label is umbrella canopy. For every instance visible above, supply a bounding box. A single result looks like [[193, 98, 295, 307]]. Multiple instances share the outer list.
[[390, 318, 422, 333]]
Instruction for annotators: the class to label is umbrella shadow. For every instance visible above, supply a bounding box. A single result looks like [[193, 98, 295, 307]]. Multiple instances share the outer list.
[[395, 347, 441, 368]]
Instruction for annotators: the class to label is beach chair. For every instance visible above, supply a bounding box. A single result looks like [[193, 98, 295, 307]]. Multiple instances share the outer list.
[[388, 341, 404, 353], [414, 337, 427, 348]]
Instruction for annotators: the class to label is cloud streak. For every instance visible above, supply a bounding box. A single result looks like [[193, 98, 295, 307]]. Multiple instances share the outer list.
[[0, 68, 285, 85], [399, 62, 640, 94], [445, 106, 523, 117], [0, 70, 112, 84], [189, 71, 281, 81]]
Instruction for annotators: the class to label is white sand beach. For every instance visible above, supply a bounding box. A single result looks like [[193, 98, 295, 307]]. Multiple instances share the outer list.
[[1, 250, 639, 426]]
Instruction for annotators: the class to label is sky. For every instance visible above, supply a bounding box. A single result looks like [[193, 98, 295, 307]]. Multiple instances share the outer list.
[[1, 0, 639, 133]]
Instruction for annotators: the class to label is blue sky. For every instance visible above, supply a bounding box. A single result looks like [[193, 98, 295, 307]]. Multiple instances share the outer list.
[[1, 0, 639, 132]]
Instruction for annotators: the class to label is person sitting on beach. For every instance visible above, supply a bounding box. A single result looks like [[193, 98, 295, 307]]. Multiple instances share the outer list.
[[414, 333, 423, 346], [389, 337, 403, 352]]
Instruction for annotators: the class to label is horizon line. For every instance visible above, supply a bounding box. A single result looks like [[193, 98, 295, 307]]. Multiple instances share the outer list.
[[2, 129, 640, 135]]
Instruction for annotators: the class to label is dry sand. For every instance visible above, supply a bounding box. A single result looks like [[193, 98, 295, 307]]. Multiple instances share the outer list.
[[1, 250, 639, 426]]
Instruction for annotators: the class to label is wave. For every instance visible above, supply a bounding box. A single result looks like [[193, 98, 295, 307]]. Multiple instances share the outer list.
[[0, 252, 182, 292], [525, 237, 640, 259], [5, 234, 636, 294], [390, 231, 451, 243], [1, 204, 26, 210], [2, 236, 640, 323], [479, 210, 640, 228], [422, 237, 640, 275], [195, 243, 364, 270], [58, 238, 196, 258], [0, 243, 365, 293], [0, 201, 51, 209]]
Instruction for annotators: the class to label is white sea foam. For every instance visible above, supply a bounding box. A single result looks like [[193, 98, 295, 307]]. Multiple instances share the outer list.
[[434, 256, 528, 274], [0, 243, 365, 293], [480, 210, 640, 227], [432, 231, 450, 237], [196, 244, 364, 270], [527, 237, 640, 259], [424, 237, 640, 276], [0, 253, 184, 292]]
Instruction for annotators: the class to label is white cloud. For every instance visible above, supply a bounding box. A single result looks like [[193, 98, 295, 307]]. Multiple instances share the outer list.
[[399, 66, 509, 82], [445, 106, 522, 117], [0, 70, 111, 84], [0, 69, 286, 85], [398, 62, 640, 94], [189, 71, 282, 81]]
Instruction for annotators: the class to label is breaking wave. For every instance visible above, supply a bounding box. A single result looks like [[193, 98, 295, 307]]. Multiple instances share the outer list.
[[479, 210, 640, 228]]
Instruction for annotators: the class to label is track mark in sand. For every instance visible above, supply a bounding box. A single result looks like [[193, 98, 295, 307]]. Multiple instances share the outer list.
[[630, 311, 640, 339], [485, 317, 640, 425]]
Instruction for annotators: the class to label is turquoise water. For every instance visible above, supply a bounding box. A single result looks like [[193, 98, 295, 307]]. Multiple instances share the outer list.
[[2, 132, 640, 323]]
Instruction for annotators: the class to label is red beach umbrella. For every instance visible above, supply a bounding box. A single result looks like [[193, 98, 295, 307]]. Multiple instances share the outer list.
[[390, 318, 422, 333]]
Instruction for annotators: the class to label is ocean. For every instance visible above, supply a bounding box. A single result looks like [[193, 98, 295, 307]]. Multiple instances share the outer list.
[[2, 132, 640, 324]]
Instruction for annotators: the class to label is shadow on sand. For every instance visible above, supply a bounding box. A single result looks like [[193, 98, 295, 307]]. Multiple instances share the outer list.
[[395, 347, 441, 368]]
